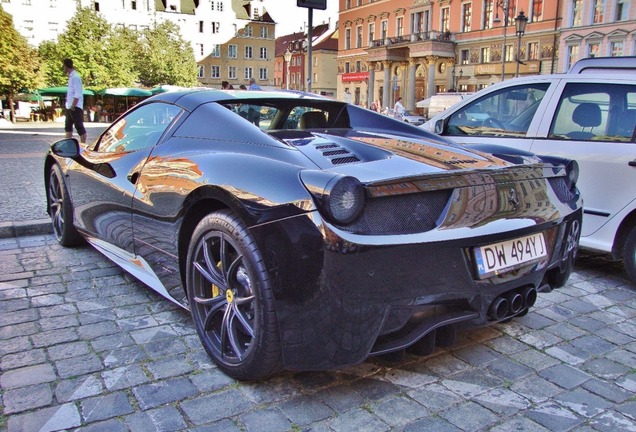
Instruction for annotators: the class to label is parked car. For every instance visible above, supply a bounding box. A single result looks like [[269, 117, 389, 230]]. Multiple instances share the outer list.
[[45, 89, 582, 380], [400, 110, 427, 125], [421, 71, 636, 284]]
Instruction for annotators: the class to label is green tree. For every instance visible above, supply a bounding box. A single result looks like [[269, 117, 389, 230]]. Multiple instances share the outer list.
[[136, 21, 198, 87], [0, 5, 42, 122]]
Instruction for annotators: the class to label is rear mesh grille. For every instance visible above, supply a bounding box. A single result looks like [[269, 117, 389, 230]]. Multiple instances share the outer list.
[[548, 177, 577, 203], [336, 190, 452, 234]]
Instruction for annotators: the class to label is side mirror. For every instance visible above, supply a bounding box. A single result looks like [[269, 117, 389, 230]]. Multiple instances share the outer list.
[[51, 138, 79, 158], [434, 119, 444, 134]]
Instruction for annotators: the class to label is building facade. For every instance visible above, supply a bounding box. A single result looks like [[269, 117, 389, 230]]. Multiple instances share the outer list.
[[337, 0, 635, 112]]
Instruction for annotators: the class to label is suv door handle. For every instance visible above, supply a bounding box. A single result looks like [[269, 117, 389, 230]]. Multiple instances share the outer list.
[[629, 160, 636, 167]]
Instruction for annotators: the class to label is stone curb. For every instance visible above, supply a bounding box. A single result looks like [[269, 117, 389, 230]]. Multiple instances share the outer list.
[[0, 219, 53, 239]]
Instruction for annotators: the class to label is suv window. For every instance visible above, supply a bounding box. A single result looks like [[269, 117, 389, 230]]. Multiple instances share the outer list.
[[548, 83, 636, 142], [446, 84, 549, 137]]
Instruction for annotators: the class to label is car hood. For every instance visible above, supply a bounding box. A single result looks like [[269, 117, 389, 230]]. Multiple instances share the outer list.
[[283, 130, 525, 183]]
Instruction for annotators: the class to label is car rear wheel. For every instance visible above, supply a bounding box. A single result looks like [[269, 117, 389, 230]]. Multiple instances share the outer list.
[[48, 164, 82, 247], [623, 227, 636, 285], [186, 210, 282, 380]]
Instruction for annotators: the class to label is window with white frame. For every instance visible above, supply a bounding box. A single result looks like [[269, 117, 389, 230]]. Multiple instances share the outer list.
[[228, 44, 237, 58], [211, 65, 220, 78], [245, 25, 253, 37], [259, 67, 267, 80], [461, 3, 472, 32], [611, 41, 624, 56], [212, 22, 220, 33], [344, 62, 350, 73], [260, 26, 268, 38], [211, 44, 221, 57], [571, 0, 582, 26], [211, 1, 214, 9], [441, 7, 450, 33], [260, 47, 267, 59], [592, 0, 605, 24], [356, 25, 362, 48], [461, 49, 470, 64], [380, 20, 388, 39], [356, 60, 361, 72], [481, 46, 491, 63], [368, 22, 375, 45], [313, 56, 318, 66], [198, 65, 204, 78], [616, 0, 627, 20], [228, 66, 236, 79], [199, 20, 204, 33], [197, 43, 204, 56], [588, 42, 600, 57], [528, 41, 539, 60], [567, 44, 579, 69], [245, 67, 253, 80], [505, 44, 514, 61], [483, 0, 494, 29], [345, 28, 351, 49], [217, 1, 223, 11], [531, 0, 543, 22], [397, 16, 404, 37], [245, 46, 253, 59]]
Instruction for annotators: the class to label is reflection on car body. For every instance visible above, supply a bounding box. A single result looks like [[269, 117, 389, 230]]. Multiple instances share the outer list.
[[45, 89, 582, 380]]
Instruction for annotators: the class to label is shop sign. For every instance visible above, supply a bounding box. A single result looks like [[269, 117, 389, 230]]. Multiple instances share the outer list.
[[342, 72, 369, 82]]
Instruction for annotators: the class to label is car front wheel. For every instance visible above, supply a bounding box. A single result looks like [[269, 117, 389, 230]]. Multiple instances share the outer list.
[[48, 164, 82, 246], [623, 226, 636, 285], [186, 210, 282, 380]]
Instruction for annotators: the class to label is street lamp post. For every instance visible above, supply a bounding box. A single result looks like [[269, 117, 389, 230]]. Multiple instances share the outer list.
[[284, 48, 292, 90], [493, 0, 509, 82], [515, 11, 528, 78]]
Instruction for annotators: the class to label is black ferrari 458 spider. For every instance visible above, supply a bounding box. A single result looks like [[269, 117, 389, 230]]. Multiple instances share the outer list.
[[45, 89, 582, 380]]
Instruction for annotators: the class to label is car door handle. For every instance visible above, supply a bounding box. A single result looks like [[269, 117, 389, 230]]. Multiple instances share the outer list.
[[629, 160, 636, 167], [127, 171, 140, 184]]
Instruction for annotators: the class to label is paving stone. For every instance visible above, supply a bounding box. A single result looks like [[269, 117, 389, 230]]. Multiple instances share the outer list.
[[315, 384, 365, 413], [143, 337, 188, 358], [189, 368, 235, 393], [349, 377, 402, 401], [581, 379, 634, 404], [0, 308, 39, 326], [569, 316, 606, 332], [544, 322, 588, 341], [129, 324, 178, 344], [526, 401, 584, 431], [372, 395, 428, 427], [278, 393, 334, 425], [515, 311, 556, 329], [80, 391, 134, 423], [616, 373, 636, 393], [540, 364, 593, 389], [39, 314, 80, 331], [555, 388, 614, 418], [407, 383, 464, 412], [606, 348, 636, 369], [189, 418, 243, 432], [1, 363, 57, 389], [0, 321, 39, 339], [47, 341, 91, 361], [55, 374, 104, 403], [31, 327, 79, 348], [488, 415, 551, 432], [74, 418, 128, 432], [570, 335, 616, 356], [102, 364, 150, 391], [125, 405, 188, 432], [588, 411, 636, 432], [78, 321, 120, 340], [452, 344, 500, 366], [381, 367, 436, 388], [7, 403, 81, 432], [180, 388, 253, 426], [581, 357, 631, 380], [56, 353, 103, 379], [239, 375, 301, 405], [440, 400, 499, 431], [595, 327, 635, 346], [422, 352, 473, 377], [133, 377, 199, 410], [146, 354, 195, 380], [328, 407, 389, 432], [617, 400, 636, 422], [510, 349, 560, 371], [518, 329, 563, 350], [240, 407, 291, 432], [474, 388, 532, 416], [403, 416, 462, 432], [487, 357, 534, 381], [485, 336, 529, 355], [545, 344, 590, 365], [1, 348, 46, 370], [510, 376, 563, 404], [3, 383, 53, 414], [102, 344, 148, 368]]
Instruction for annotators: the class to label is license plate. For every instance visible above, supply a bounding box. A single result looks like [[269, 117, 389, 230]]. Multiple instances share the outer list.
[[473, 232, 547, 278]]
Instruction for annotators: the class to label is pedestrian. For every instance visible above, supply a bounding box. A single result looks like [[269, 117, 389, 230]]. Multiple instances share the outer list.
[[248, 77, 262, 91], [394, 97, 405, 118], [221, 81, 231, 89], [63, 58, 87, 143]]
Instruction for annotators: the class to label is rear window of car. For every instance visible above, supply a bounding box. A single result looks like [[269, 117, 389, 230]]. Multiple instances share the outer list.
[[548, 83, 636, 142]]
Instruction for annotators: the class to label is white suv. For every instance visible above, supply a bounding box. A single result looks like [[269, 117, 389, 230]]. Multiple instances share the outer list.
[[421, 71, 636, 284]]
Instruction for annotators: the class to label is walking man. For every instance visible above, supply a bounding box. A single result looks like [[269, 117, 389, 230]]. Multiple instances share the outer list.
[[63, 58, 86, 143]]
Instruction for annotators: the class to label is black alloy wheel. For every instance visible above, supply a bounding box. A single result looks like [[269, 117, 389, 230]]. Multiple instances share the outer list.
[[186, 210, 282, 380], [48, 164, 82, 247]]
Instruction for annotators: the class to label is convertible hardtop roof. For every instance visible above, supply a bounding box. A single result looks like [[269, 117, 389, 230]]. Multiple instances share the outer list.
[[144, 88, 335, 112]]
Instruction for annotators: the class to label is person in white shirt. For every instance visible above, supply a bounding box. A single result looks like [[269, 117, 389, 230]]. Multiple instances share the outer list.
[[63, 58, 86, 143], [394, 97, 406, 119]]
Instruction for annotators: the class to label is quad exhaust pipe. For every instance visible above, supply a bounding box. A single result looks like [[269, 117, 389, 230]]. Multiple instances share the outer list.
[[488, 287, 538, 320]]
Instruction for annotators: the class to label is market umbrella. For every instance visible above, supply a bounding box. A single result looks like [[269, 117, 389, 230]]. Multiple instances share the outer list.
[[416, 97, 432, 109], [39, 86, 95, 96], [101, 87, 153, 97]]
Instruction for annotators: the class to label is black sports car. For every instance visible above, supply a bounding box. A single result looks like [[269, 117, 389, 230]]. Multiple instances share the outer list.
[[45, 89, 582, 380]]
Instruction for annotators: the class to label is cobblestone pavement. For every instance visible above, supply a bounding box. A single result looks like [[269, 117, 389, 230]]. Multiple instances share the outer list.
[[0, 233, 634, 432]]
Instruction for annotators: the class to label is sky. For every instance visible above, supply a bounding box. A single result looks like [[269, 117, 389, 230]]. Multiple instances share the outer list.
[[261, 0, 340, 36]]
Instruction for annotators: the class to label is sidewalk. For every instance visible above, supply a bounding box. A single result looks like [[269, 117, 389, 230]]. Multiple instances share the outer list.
[[0, 120, 108, 238]]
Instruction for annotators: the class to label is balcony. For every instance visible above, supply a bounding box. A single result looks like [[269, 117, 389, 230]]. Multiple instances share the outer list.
[[367, 31, 456, 62]]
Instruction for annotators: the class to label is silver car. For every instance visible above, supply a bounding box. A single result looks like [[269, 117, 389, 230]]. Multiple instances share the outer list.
[[421, 68, 636, 284]]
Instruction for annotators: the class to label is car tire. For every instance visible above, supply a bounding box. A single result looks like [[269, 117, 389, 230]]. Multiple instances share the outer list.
[[623, 226, 636, 285], [186, 210, 282, 380], [48, 164, 83, 247]]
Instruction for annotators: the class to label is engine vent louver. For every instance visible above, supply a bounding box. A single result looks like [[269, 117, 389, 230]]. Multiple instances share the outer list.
[[314, 143, 360, 165]]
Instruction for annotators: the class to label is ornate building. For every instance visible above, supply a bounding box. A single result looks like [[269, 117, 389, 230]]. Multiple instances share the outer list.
[[337, 0, 562, 111]]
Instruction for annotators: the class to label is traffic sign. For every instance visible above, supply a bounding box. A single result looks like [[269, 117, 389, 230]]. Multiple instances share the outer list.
[[297, 0, 327, 10]]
